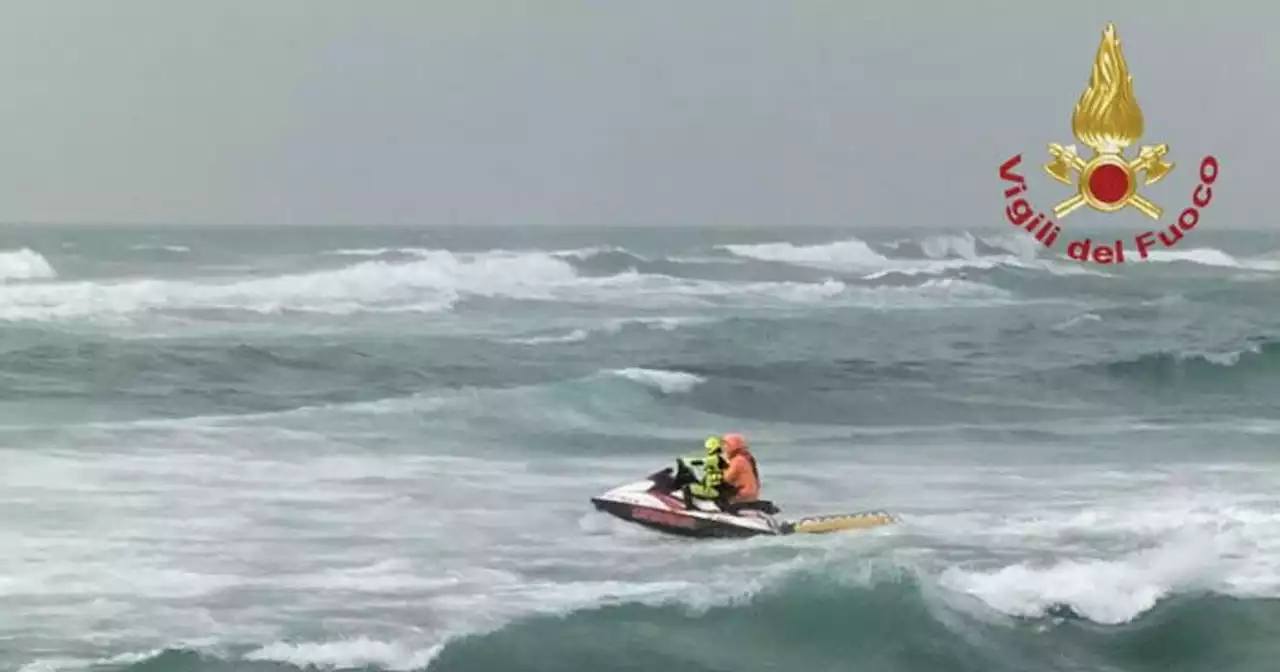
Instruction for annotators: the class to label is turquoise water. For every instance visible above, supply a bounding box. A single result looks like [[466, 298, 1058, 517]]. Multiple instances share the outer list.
[[3, 224, 1280, 672]]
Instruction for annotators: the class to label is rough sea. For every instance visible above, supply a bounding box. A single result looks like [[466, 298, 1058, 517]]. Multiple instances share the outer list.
[[4, 223, 1280, 672]]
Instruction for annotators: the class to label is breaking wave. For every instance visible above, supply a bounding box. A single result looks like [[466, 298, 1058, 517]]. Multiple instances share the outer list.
[[0, 248, 57, 282], [1096, 338, 1280, 383], [65, 554, 1280, 672], [606, 367, 705, 394], [1141, 247, 1280, 271], [720, 233, 1109, 279], [0, 247, 1019, 323], [498, 316, 698, 345]]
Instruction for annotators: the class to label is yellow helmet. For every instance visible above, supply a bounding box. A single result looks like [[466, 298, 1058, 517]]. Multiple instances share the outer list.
[[704, 436, 723, 454]]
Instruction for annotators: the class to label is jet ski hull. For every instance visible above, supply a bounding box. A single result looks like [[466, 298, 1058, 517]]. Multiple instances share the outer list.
[[590, 498, 774, 538], [591, 466, 897, 538]]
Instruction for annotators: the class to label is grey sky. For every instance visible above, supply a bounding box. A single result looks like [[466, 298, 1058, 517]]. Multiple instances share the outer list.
[[0, 1, 1270, 227]]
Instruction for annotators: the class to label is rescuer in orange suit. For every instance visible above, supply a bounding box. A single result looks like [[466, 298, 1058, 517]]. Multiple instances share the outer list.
[[719, 433, 760, 506]]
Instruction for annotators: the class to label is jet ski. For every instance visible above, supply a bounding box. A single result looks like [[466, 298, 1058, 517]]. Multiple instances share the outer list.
[[590, 462, 896, 539]]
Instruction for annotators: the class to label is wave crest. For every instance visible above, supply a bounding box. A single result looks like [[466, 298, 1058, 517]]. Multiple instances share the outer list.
[[0, 246, 1018, 323], [81, 557, 1279, 672], [721, 234, 1107, 279], [1098, 338, 1280, 382], [1142, 247, 1280, 271], [0, 248, 56, 282]]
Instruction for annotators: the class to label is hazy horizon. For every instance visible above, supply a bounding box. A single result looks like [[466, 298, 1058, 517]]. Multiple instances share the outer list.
[[2, 1, 1273, 229]]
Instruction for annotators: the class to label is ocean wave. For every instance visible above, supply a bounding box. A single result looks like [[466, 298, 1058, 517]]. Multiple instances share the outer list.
[[720, 234, 1109, 280], [0, 342, 995, 436], [128, 244, 191, 254], [1097, 338, 1280, 382], [0, 246, 1020, 323], [607, 367, 705, 394], [3, 363, 722, 441], [245, 639, 443, 671], [325, 247, 437, 257], [417, 552, 1280, 671], [325, 245, 653, 269], [500, 328, 593, 345], [71, 557, 1280, 672], [940, 537, 1219, 625], [1051, 312, 1102, 331], [1141, 247, 1280, 271], [721, 237, 897, 269], [0, 248, 57, 282], [0, 251, 743, 321], [499, 316, 700, 345], [18, 644, 436, 672]]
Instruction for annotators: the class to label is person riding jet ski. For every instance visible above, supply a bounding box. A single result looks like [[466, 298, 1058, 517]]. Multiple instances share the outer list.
[[719, 433, 761, 509], [677, 436, 728, 507], [676, 433, 762, 512]]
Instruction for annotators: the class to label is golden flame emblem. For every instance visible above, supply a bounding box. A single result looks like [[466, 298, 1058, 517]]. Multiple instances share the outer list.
[[1043, 23, 1174, 219]]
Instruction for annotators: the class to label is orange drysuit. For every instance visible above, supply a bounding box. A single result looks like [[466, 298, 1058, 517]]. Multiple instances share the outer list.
[[721, 433, 760, 503]]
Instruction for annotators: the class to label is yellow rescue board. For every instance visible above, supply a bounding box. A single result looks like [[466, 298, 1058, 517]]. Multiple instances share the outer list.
[[784, 510, 897, 535]]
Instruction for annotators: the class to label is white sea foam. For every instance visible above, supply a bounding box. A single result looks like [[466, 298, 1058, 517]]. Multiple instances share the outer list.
[[1052, 312, 1103, 331], [722, 234, 1108, 279], [0, 247, 1021, 323], [1140, 246, 1280, 271], [0, 250, 569, 320], [503, 328, 594, 344], [722, 238, 896, 270], [325, 247, 435, 257], [607, 367, 705, 393], [938, 528, 1256, 625], [128, 244, 190, 253], [0, 248, 57, 281], [918, 467, 1280, 625], [245, 638, 445, 671], [500, 316, 707, 345]]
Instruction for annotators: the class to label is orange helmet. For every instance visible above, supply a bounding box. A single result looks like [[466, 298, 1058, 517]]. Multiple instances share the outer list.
[[722, 433, 748, 455]]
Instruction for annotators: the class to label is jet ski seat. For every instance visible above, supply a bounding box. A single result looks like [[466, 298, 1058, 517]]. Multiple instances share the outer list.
[[725, 499, 780, 515]]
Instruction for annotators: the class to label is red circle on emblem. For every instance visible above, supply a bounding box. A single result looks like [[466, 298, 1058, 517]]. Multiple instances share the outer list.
[[1088, 164, 1130, 204]]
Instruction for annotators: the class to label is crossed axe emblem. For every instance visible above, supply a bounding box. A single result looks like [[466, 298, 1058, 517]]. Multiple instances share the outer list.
[[1044, 143, 1174, 219]]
